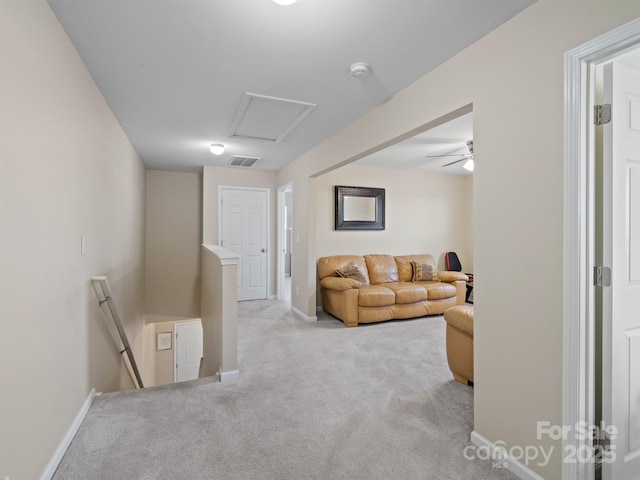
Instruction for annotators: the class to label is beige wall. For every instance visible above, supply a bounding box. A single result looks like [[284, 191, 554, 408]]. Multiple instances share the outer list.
[[202, 166, 279, 297], [278, 1, 640, 477], [0, 1, 146, 478], [145, 170, 202, 318], [142, 316, 201, 386], [315, 164, 473, 267], [314, 164, 473, 306], [200, 245, 239, 378]]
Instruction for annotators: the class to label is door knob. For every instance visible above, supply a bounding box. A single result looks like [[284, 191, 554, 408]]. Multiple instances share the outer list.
[[261, 248, 266, 253]]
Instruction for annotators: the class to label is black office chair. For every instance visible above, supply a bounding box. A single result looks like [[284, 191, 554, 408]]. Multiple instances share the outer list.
[[445, 252, 473, 303]]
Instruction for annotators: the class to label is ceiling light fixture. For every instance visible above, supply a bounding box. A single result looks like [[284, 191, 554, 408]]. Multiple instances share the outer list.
[[463, 159, 474, 172], [209, 143, 225, 155], [272, 0, 298, 5]]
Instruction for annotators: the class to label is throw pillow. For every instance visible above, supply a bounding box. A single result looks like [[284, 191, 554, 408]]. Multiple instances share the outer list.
[[336, 264, 369, 285], [411, 261, 438, 281]]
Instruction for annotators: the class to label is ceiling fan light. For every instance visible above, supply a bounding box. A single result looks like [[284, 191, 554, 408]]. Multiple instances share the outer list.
[[463, 159, 474, 172], [272, 0, 298, 5], [209, 143, 225, 155]]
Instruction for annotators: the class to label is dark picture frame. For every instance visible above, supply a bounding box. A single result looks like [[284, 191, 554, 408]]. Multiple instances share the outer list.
[[335, 185, 385, 230]]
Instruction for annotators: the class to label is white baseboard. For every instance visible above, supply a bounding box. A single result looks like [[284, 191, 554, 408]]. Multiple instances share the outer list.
[[268, 294, 277, 300], [291, 305, 317, 322], [219, 370, 239, 382], [470, 431, 545, 480], [40, 388, 96, 480]]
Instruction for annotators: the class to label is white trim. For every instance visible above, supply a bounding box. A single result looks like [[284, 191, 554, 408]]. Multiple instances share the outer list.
[[563, 39, 592, 480], [268, 294, 277, 300], [219, 369, 239, 382], [40, 389, 96, 480], [291, 305, 318, 322], [277, 182, 293, 302], [470, 431, 544, 480], [563, 16, 640, 480], [277, 186, 284, 301], [201, 244, 241, 266]]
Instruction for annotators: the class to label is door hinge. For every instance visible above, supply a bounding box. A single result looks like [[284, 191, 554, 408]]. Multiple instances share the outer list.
[[594, 266, 611, 287], [593, 427, 612, 462], [594, 104, 612, 125]]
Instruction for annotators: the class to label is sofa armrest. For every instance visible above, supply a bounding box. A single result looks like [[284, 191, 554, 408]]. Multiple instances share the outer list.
[[437, 271, 469, 283], [320, 276, 361, 291]]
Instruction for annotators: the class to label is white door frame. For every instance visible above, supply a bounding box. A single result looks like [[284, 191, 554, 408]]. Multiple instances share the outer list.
[[563, 17, 640, 480], [277, 182, 292, 301], [218, 185, 271, 300]]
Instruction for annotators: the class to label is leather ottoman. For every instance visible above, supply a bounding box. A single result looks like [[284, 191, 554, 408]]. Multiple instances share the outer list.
[[443, 305, 474, 386]]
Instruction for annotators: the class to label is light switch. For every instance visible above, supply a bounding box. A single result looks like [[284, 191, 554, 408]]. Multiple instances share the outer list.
[[80, 236, 86, 256]]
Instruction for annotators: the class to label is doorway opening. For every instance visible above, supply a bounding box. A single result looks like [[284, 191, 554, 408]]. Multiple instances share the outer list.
[[563, 17, 640, 480], [277, 183, 293, 305]]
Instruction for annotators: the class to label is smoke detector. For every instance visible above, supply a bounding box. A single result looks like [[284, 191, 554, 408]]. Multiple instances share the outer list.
[[349, 62, 371, 78]]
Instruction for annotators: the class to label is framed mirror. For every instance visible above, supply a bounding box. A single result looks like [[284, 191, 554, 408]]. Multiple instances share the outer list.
[[335, 185, 385, 230]]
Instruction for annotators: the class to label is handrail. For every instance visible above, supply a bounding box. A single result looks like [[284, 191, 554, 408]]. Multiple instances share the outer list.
[[91, 276, 144, 389]]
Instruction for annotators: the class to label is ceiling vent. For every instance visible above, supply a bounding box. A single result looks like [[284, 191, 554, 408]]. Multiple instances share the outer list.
[[229, 92, 317, 143], [228, 155, 260, 168]]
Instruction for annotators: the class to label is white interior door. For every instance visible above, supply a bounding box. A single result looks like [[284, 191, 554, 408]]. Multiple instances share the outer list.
[[221, 187, 268, 301], [174, 321, 203, 383], [601, 61, 640, 479]]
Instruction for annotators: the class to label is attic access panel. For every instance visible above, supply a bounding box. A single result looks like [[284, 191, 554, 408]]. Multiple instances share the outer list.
[[229, 93, 317, 143]]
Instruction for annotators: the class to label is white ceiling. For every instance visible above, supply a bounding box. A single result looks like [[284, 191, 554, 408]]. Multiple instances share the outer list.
[[355, 111, 474, 176], [47, 0, 535, 172]]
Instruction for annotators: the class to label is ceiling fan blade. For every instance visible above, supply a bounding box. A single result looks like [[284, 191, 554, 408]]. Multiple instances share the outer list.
[[424, 154, 467, 158], [442, 157, 468, 167]]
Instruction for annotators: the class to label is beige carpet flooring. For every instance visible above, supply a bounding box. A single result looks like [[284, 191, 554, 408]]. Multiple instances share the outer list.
[[53, 299, 516, 480]]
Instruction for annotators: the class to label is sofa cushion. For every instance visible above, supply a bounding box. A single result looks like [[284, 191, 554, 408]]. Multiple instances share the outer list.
[[335, 263, 369, 285], [319, 276, 361, 290], [394, 254, 437, 282], [411, 261, 438, 281], [416, 281, 457, 300], [364, 254, 399, 284], [437, 271, 469, 282], [382, 282, 428, 304], [444, 305, 474, 336], [317, 255, 368, 282], [358, 285, 395, 307]]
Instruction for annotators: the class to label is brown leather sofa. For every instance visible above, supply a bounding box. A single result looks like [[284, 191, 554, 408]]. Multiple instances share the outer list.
[[317, 254, 468, 327], [443, 305, 474, 385]]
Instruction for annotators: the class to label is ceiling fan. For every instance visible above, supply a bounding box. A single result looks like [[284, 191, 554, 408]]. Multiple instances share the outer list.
[[425, 139, 474, 171]]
